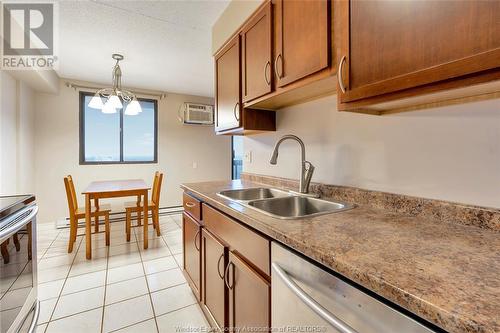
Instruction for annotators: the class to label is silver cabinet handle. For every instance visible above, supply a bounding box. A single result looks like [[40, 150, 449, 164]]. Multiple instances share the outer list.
[[338, 55, 347, 94], [217, 253, 224, 279], [224, 261, 234, 289], [233, 102, 240, 122], [194, 229, 200, 251], [185, 202, 195, 208], [274, 54, 283, 79], [27, 300, 40, 333], [272, 262, 359, 333], [264, 61, 271, 85]]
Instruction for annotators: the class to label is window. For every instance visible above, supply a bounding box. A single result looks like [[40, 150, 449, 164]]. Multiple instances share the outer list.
[[79, 92, 158, 164], [232, 136, 244, 179]]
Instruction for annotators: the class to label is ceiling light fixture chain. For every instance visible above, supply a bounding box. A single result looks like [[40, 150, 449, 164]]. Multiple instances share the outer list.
[[87, 53, 142, 115]]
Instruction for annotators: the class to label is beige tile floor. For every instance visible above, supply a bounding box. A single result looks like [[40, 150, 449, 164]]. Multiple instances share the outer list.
[[35, 213, 209, 333]]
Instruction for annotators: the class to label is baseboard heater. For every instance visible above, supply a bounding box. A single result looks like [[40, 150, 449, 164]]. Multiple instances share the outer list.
[[56, 205, 183, 229]]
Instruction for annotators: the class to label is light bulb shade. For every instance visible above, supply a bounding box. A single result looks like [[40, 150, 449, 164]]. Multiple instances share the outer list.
[[102, 100, 117, 114], [88, 94, 104, 109], [107, 95, 123, 109], [124, 99, 142, 116]]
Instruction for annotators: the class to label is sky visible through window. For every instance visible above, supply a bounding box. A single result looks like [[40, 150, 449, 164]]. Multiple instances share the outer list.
[[124, 102, 155, 161], [83, 95, 156, 163], [232, 136, 244, 179]]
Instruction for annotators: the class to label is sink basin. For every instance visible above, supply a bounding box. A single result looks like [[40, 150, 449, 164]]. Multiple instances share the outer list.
[[217, 188, 291, 201], [247, 196, 354, 219]]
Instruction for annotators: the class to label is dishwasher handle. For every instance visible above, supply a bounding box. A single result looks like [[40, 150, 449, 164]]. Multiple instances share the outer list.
[[272, 262, 359, 333]]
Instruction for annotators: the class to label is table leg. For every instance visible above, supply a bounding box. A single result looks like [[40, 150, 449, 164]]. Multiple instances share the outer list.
[[143, 191, 148, 249], [94, 198, 99, 233], [86, 194, 92, 259]]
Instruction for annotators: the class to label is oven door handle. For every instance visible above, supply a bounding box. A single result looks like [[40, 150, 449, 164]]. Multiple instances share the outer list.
[[0, 205, 38, 242], [272, 262, 359, 333], [27, 300, 40, 333]]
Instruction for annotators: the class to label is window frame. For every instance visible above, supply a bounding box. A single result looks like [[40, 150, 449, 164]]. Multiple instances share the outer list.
[[79, 91, 159, 165]]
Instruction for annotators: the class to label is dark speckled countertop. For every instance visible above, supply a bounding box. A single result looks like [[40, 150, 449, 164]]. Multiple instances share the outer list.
[[181, 180, 500, 333]]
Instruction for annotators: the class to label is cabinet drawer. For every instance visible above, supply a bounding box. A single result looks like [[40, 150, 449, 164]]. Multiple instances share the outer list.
[[203, 204, 270, 277], [183, 192, 201, 221]]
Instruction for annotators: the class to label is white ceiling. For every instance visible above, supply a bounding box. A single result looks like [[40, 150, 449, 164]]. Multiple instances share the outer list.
[[57, 0, 230, 97]]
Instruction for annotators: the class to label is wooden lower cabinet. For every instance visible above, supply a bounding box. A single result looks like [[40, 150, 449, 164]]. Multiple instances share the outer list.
[[201, 229, 228, 330], [183, 200, 271, 332], [182, 212, 201, 301], [227, 251, 270, 333]]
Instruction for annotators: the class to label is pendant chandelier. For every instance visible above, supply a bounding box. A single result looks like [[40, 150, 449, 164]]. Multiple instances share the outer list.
[[88, 54, 142, 115]]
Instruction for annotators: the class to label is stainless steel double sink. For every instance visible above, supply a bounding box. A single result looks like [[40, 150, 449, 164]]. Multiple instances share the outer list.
[[217, 187, 354, 219]]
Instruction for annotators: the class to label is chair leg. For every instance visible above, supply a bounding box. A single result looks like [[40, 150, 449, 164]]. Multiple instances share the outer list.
[[137, 210, 142, 226], [94, 214, 99, 233], [27, 224, 32, 260], [155, 209, 161, 236], [68, 217, 77, 253], [126, 211, 131, 242], [1, 241, 10, 264], [105, 214, 110, 246], [13, 233, 20, 251]]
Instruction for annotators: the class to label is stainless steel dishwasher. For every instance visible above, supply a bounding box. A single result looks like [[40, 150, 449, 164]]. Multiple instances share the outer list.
[[271, 242, 438, 333]]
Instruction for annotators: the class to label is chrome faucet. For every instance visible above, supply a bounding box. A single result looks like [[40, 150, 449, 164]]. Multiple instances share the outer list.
[[270, 134, 315, 195]]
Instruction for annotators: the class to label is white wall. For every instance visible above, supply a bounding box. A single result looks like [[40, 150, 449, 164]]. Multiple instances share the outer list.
[[0, 71, 36, 195], [244, 95, 500, 208], [0, 72, 18, 194], [212, 0, 263, 53], [17, 81, 36, 194], [35, 80, 231, 224]]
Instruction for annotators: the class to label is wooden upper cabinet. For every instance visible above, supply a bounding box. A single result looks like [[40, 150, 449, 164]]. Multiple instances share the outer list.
[[201, 229, 228, 330], [274, 0, 330, 88], [241, 2, 273, 103], [183, 212, 201, 301], [227, 251, 270, 333], [215, 35, 241, 132], [337, 0, 500, 106]]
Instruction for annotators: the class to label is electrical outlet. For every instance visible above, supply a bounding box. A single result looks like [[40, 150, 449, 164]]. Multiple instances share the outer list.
[[192, 162, 198, 169], [244, 150, 252, 163]]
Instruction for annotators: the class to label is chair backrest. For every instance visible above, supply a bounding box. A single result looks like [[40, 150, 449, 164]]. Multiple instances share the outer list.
[[151, 171, 159, 200], [63, 175, 78, 219], [152, 172, 164, 205]]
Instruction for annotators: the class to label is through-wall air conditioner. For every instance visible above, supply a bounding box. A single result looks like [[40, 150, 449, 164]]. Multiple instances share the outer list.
[[180, 103, 214, 125]]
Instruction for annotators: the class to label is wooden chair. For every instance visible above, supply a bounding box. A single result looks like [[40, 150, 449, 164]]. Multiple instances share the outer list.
[[64, 175, 111, 253], [125, 172, 163, 241]]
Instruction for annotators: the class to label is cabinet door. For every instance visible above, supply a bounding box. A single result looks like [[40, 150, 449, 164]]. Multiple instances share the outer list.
[[241, 2, 272, 102], [183, 212, 201, 300], [201, 229, 228, 330], [215, 35, 241, 132], [274, 0, 329, 88], [227, 251, 270, 333], [338, 1, 500, 103]]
